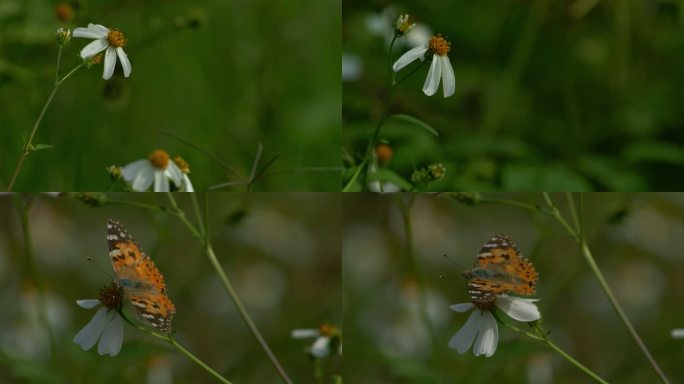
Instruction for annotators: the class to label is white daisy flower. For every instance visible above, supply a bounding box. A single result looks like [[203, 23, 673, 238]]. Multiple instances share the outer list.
[[449, 295, 540, 357], [393, 34, 455, 97], [121, 150, 193, 192], [72, 23, 131, 80], [291, 324, 341, 358], [73, 299, 123, 357]]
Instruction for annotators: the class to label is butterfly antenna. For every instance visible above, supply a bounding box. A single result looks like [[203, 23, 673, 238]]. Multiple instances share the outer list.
[[85, 256, 115, 280]]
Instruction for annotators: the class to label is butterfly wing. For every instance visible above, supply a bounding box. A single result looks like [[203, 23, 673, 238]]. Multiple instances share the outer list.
[[465, 234, 538, 303], [107, 218, 175, 332]]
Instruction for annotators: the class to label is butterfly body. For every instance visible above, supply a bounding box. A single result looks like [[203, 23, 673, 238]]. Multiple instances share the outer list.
[[463, 234, 538, 306], [107, 219, 175, 332]]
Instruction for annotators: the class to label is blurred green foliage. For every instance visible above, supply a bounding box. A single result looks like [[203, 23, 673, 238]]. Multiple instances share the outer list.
[[0, 0, 341, 191], [343, 1, 684, 191], [342, 192, 684, 383], [0, 193, 341, 383]]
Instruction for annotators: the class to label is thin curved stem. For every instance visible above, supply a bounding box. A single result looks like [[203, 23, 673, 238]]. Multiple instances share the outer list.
[[551, 193, 670, 384], [165, 193, 292, 384], [119, 312, 231, 384], [343, 37, 425, 192], [7, 61, 84, 191], [493, 312, 608, 384]]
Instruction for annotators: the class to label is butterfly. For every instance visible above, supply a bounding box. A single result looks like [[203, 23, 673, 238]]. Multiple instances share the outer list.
[[462, 234, 538, 306], [107, 218, 175, 332]]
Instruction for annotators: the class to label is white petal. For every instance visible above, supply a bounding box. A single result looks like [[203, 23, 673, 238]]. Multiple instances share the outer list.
[[154, 171, 170, 192], [422, 55, 442, 96], [181, 174, 194, 192], [79, 38, 109, 59], [73, 24, 109, 39], [392, 45, 429, 72], [440, 55, 455, 97], [473, 311, 498, 357], [496, 295, 541, 322], [116, 47, 131, 78], [448, 309, 481, 354], [98, 311, 123, 356], [671, 329, 684, 338], [291, 329, 320, 339], [88, 23, 110, 35], [165, 162, 183, 187], [103, 46, 117, 80], [310, 336, 331, 358], [76, 299, 100, 309], [449, 303, 474, 313], [73, 307, 108, 351], [122, 160, 154, 191]]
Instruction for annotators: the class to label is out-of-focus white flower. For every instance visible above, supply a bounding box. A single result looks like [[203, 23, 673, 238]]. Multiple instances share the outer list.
[[367, 164, 401, 192], [342, 52, 363, 82], [672, 329, 684, 339], [73, 23, 131, 80], [73, 283, 126, 358], [291, 324, 341, 358], [406, 24, 432, 49], [121, 150, 193, 192], [449, 295, 540, 357], [393, 35, 455, 97]]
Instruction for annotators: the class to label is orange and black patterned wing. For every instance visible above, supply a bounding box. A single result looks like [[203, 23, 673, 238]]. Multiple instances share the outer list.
[[464, 234, 538, 305], [107, 218, 175, 332]]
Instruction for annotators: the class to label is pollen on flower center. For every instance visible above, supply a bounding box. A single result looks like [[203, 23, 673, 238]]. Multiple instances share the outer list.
[[107, 29, 127, 48], [473, 300, 496, 312], [99, 283, 123, 310], [148, 150, 170, 169], [428, 35, 451, 56]]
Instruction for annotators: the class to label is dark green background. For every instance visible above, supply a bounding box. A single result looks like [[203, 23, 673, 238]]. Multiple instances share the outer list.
[[1, 0, 341, 191], [343, 1, 684, 191]]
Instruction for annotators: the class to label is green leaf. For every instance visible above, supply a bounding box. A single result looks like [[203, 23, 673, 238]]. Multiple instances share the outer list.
[[32, 144, 55, 151], [387, 114, 439, 137]]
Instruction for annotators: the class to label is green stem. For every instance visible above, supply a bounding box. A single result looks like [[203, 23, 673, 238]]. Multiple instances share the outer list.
[[342, 38, 425, 192], [7, 61, 85, 191], [55, 46, 62, 85], [493, 312, 608, 384], [165, 193, 292, 384], [577, 230, 669, 383], [551, 193, 670, 384], [542, 192, 577, 237], [119, 312, 231, 384], [395, 194, 444, 382]]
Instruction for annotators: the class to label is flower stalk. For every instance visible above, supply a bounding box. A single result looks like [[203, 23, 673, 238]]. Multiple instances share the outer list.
[[7, 60, 86, 191]]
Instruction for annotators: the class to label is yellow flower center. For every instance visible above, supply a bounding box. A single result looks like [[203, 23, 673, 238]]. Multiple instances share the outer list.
[[428, 35, 450, 56], [148, 150, 170, 169], [107, 29, 127, 48]]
